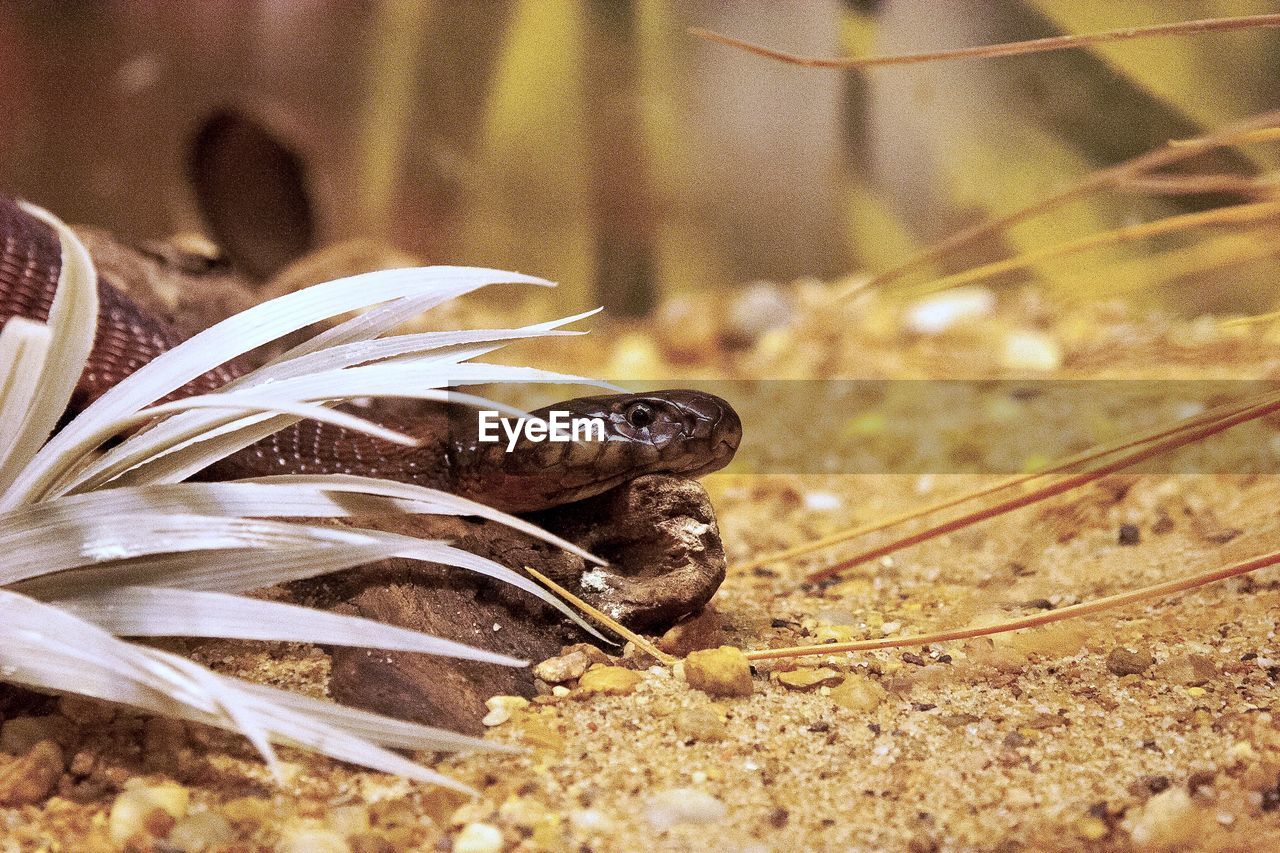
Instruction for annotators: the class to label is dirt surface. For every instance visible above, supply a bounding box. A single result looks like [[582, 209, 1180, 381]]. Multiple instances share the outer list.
[[7, 278, 1280, 850]]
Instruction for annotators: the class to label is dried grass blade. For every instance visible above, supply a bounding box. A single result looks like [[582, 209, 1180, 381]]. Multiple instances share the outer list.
[[691, 15, 1280, 69], [752, 549, 1280, 662]]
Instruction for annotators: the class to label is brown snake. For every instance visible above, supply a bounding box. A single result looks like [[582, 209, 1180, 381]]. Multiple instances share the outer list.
[[0, 193, 741, 511]]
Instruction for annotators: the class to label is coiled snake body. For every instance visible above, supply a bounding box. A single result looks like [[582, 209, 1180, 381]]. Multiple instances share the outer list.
[[0, 194, 741, 509]]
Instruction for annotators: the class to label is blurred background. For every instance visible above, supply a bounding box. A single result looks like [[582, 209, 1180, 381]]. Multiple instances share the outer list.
[[2, 1, 1280, 316]]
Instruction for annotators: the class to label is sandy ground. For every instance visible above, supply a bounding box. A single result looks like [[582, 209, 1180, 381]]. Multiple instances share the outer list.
[[6, 281, 1280, 851]]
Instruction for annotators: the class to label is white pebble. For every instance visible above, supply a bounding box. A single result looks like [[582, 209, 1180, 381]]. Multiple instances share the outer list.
[[454, 821, 504, 853], [279, 829, 350, 853], [1001, 330, 1062, 371], [570, 809, 612, 831], [904, 287, 994, 334], [803, 491, 843, 511], [169, 811, 236, 850], [485, 695, 528, 713], [108, 782, 191, 845], [1126, 787, 1200, 849], [481, 707, 511, 727]]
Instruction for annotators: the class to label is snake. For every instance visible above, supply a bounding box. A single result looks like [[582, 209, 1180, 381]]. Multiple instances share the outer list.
[[0, 193, 741, 511]]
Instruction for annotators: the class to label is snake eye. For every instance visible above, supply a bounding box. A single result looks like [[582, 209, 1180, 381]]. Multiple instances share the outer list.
[[625, 402, 655, 428]]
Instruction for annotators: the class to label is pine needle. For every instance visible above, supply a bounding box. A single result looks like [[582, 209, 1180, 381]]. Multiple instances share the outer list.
[[805, 389, 1280, 583], [523, 566, 676, 666], [748, 547, 1280, 662], [1170, 127, 1280, 148], [1118, 172, 1273, 198], [1222, 309, 1280, 329], [1097, 225, 1280, 301], [903, 200, 1280, 298], [735, 387, 1277, 575], [690, 14, 1280, 70], [833, 109, 1280, 298]]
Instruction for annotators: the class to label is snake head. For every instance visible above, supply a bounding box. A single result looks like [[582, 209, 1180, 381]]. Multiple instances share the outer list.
[[569, 389, 742, 477], [458, 389, 741, 512]]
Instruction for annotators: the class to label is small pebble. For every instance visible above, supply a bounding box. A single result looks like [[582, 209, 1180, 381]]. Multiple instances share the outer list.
[[774, 667, 844, 691], [657, 608, 726, 657], [683, 647, 754, 698], [1155, 654, 1216, 686], [644, 788, 727, 830], [169, 811, 237, 851], [497, 795, 549, 830], [482, 695, 529, 727], [829, 675, 886, 713], [1075, 815, 1109, 841], [0, 716, 65, 755], [1005, 788, 1034, 808], [1107, 647, 1154, 676], [349, 835, 396, 853], [454, 821, 504, 853], [904, 287, 995, 334], [517, 720, 565, 753], [220, 796, 271, 831], [1026, 712, 1067, 730], [607, 332, 664, 378], [576, 666, 643, 696], [570, 809, 613, 832], [1006, 622, 1087, 657], [0, 740, 63, 806], [562, 643, 613, 666], [329, 804, 371, 836], [653, 294, 721, 362], [533, 651, 591, 684], [279, 829, 350, 853], [673, 706, 727, 741], [802, 490, 843, 511], [1000, 329, 1062, 371], [724, 281, 793, 348], [108, 781, 191, 845], [1126, 787, 1201, 849]]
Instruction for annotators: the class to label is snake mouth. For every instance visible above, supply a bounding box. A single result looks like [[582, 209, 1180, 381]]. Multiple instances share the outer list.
[[682, 434, 739, 478]]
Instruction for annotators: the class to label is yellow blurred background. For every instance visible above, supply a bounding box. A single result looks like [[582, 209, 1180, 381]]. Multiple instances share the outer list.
[[1, 1, 1279, 315]]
